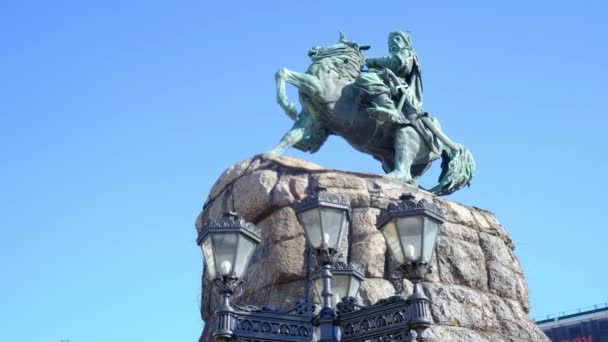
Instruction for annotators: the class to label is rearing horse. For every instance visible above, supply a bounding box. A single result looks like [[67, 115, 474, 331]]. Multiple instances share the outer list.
[[269, 33, 475, 196]]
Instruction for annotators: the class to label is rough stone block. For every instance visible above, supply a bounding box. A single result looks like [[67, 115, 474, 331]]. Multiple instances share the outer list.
[[232, 169, 278, 222], [310, 172, 370, 207], [425, 283, 499, 332], [430, 325, 501, 342], [439, 221, 480, 245], [206, 158, 254, 204], [439, 200, 478, 227], [271, 173, 309, 206], [487, 261, 528, 307], [266, 280, 308, 311], [238, 285, 272, 309], [358, 278, 395, 305], [255, 206, 303, 244], [241, 253, 274, 292], [366, 177, 417, 208], [350, 207, 381, 240], [479, 232, 518, 270], [201, 190, 232, 223], [436, 236, 488, 291], [197, 156, 548, 342], [268, 235, 307, 284], [350, 232, 386, 278]]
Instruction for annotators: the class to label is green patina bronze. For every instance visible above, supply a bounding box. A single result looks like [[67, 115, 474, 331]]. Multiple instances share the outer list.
[[269, 32, 475, 196]]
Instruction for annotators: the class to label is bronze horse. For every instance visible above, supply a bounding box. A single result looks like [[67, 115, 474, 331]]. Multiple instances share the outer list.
[[269, 34, 475, 196]]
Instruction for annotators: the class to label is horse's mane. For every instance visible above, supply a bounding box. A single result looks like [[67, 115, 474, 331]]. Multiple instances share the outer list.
[[312, 47, 364, 80]]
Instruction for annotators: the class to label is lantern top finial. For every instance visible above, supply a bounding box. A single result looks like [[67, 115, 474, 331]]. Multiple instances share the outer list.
[[376, 194, 444, 229], [293, 191, 351, 216], [196, 212, 260, 246], [312, 261, 364, 280]]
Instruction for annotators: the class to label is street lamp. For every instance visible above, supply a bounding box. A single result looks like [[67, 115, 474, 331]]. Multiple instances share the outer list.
[[197, 193, 445, 341], [294, 192, 351, 342], [197, 212, 261, 340], [377, 193, 444, 341], [293, 192, 350, 265], [312, 263, 364, 307]]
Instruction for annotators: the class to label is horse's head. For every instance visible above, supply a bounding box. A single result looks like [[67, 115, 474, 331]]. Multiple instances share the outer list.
[[307, 32, 370, 68]]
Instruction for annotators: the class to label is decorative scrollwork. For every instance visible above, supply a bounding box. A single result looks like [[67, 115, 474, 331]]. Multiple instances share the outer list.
[[240, 319, 252, 331], [333, 261, 363, 272], [278, 324, 291, 335], [213, 276, 243, 295], [293, 191, 351, 214], [207, 212, 252, 229], [393, 312, 405, 324], [390, 267, 407, 295], [234, 318, 313, 340], [316, 248, 340, 265], [391, 278, 405, 296], [196, 212, 260, 245], [337, 296, 358, 314], [395, 261, 430, 282], [312, 261, 362, 275], [293, 300, 316, 316], [234, 299, 316, 317], [373, 295, 407, 307], [338, 294, 410, 341], [361, 319, 370, 331], [312, 261, 365, 290], [377, 316, 387, 327], [233, 304, 276, 312], [260, 322, 272, 333]]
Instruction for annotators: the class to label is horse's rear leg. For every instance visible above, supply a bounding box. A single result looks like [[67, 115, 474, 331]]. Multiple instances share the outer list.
[[268, 114, 312, 156], [386, 126, 418, 184]]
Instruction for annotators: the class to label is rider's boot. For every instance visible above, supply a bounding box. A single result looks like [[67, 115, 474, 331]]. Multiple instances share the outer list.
[[367, 93, 408, 124]]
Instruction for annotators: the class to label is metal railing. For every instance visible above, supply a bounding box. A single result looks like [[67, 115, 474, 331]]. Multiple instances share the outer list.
[[535, 302, 608, 324]]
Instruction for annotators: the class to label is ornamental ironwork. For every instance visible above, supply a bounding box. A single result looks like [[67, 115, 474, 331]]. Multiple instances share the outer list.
[[196, 212, 260, 246], [293, 191, 351, 216], [337, 296, 410, 341], [376, 193, 443, 228], [230, 300, 317, 342]]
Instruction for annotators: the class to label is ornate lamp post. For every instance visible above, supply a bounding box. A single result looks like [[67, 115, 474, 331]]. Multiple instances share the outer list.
[[294, 192, 351, 342], [197, 193, 444, 342], [376, 194, 444, 341], [197, 212, 261, 340]]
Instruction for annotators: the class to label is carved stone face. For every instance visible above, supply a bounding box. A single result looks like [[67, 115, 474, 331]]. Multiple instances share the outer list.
[[389, 34, 407, 53]]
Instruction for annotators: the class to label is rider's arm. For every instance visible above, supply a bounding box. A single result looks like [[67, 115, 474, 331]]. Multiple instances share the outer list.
[[366, 56, 399, 70], [367, 50, 413, 73]]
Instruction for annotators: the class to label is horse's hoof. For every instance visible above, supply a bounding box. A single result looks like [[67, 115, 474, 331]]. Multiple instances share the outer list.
[[385, 170, 413, 184]]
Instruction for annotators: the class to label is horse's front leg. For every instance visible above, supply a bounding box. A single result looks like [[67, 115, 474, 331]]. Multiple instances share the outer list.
[[275, 68, 322, 120], [268, 114, 312, 156]]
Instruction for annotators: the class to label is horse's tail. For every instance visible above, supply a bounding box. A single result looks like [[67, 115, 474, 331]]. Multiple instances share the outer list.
[[430, 144, 476, 196]]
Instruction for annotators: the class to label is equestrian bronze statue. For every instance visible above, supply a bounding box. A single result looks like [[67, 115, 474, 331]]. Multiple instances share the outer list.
[[269, 32, 475, 196]]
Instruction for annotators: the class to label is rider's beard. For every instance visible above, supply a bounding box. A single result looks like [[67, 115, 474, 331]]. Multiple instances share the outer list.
[[390, 45, 405, 55]]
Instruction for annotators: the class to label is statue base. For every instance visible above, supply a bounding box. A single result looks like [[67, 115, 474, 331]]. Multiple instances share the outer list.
[[196, 154, 548, 342]]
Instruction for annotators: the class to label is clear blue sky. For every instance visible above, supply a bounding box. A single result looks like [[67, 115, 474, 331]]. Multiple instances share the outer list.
[[1, 1, 606, 341]]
